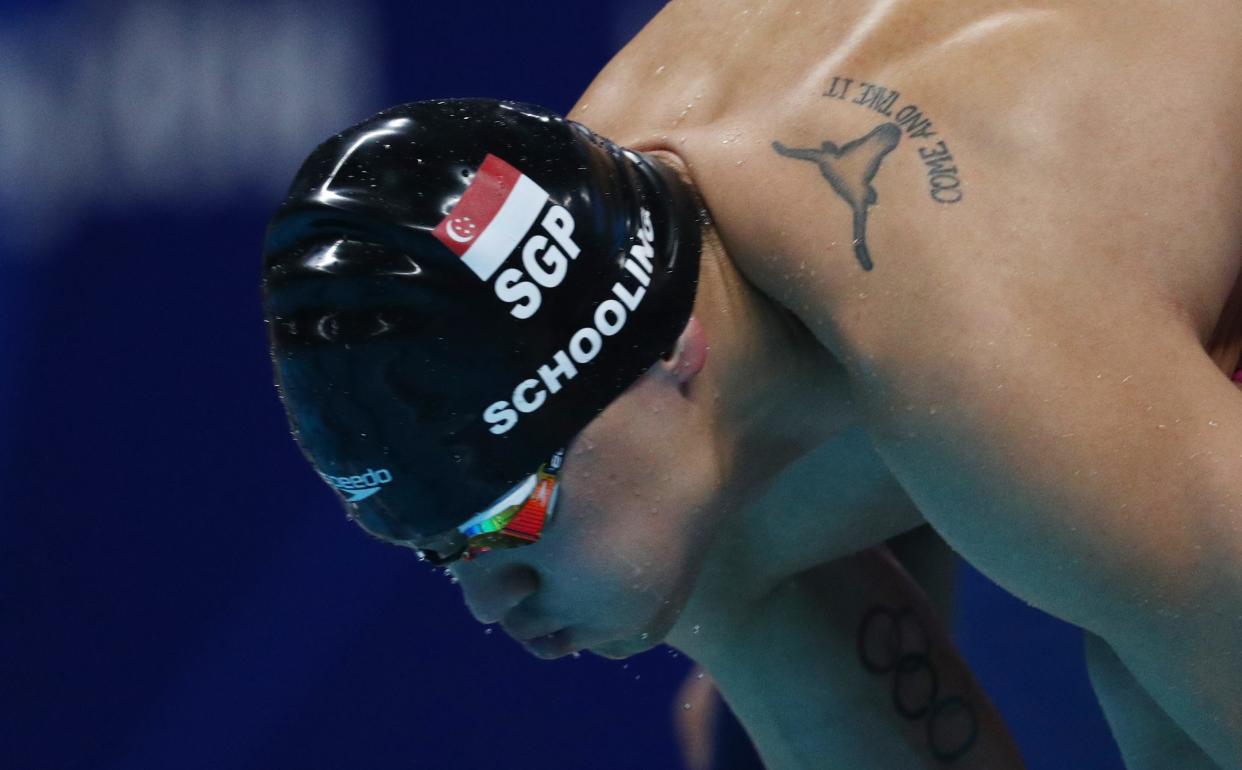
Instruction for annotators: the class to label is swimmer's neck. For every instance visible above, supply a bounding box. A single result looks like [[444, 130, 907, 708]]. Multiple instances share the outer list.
[[646, 147, 861, 460]]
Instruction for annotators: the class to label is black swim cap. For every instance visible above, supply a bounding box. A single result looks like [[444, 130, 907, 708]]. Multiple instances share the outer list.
[[261, 99, 701, 541]]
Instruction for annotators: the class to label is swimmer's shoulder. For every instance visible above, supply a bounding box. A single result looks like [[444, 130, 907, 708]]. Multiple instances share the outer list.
[[678, 0, 1242, 365], [573, 0, 1242, 363]]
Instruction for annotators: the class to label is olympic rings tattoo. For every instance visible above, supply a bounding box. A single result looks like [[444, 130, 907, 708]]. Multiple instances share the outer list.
[[856, 604, 979, 763]]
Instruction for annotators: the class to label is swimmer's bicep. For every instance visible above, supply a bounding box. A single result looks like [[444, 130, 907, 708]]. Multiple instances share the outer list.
[[855, 301, 1242, 617]]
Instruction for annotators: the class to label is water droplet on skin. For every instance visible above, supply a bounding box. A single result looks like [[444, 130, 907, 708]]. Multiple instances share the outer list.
[[635, 675, 642, 680], [1209, 420, 1219, 427], [683, 703, 693, 710], [1158, 424, 1167, 430], [692, 624, 701, 634], [484, 628, 493, 635], [571, 652, 582, 659], [696, 672, 705, 679], [640, 632, 649, 640], [656, 65, 666, 75]]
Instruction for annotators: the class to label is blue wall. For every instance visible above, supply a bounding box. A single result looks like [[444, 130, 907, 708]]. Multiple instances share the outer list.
[[0, 1, 1123, 767]]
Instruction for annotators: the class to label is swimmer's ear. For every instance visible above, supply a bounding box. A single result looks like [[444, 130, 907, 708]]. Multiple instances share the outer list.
[[661, 315, 708, 387]]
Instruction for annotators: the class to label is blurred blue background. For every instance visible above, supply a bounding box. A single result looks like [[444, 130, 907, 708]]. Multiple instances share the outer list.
[[0, 1, 1125, 768]]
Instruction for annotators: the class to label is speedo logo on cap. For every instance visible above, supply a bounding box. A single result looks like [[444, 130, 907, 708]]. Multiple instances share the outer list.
[[319, 468, 394, 502], [433, 154, 581, 321]]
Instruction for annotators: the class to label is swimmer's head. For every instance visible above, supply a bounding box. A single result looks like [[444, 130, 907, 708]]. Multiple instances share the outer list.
[[261, 98, 702, 547], [262, 99, 869, 661]]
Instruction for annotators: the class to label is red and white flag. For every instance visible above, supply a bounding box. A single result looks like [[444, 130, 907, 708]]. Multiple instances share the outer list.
[[433, 154, 549, 281]]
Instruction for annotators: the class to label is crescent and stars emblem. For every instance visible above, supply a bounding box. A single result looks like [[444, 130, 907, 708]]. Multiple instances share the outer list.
[[445, 215, 478, 243]]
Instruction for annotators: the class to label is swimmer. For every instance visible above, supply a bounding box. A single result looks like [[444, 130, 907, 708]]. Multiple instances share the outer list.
[[262, 99, 1023, 767], [261, 1, 1242, 767], [262, 101, 1022, 764]]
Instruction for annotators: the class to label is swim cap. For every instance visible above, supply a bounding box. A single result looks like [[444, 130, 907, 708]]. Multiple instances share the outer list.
[[261, 99, 701, 541]]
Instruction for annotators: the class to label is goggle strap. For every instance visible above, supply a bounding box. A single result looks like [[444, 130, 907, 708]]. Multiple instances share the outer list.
[[456, 474, 539, 534], [502, 477, 555, 541]]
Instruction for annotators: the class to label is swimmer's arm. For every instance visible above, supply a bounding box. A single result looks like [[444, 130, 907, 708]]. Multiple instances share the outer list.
[[1083, 630, 1225, 770], [704, 544, 1026, 769], [833, 296, 1242, 768]]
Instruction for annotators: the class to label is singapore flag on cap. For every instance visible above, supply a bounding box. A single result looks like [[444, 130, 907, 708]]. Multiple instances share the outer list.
[[433, 154, 550, 281]]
